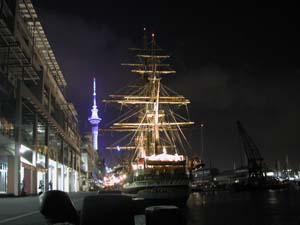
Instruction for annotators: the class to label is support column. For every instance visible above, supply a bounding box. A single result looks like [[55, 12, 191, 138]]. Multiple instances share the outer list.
[[33, 113, 37, 145], [14, 79, 22, 196], [33, 112, 38, 194], [45, 124, 49, 191], [43, 85, 52, 191], [5, 46, 10, 77], [30, 169, 33, 194], [61, 139, 64, 191], [56, 160, 58, 190]]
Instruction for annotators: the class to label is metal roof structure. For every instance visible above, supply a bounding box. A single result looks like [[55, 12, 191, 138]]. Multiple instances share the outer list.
[[0, 0, 80, 150], [0, 19, 38, 82], [18, 0, 67, 88]]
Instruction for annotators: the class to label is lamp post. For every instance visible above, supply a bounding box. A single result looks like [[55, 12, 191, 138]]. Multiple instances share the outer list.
[[200, 123, 204, 160], [200, 123, 205, 184]]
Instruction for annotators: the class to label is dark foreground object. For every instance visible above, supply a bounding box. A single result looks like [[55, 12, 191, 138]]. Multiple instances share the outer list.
[[146, 205, 184, 225], [39, 190, 79, 225], [81, 194, 135, 225], [39, 190, 184, 225], [98, 189, 122, 195]]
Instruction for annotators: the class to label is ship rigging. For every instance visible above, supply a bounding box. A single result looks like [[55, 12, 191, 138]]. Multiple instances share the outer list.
[[102, 33, 193, 165], [101, 32, 194, 204]]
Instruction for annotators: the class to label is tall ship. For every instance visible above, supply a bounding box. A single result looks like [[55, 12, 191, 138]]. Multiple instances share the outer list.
[[102, 32, 194, 205]]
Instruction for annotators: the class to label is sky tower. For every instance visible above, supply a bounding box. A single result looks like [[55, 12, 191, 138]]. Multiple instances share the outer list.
[[88, 78, 102, 150]]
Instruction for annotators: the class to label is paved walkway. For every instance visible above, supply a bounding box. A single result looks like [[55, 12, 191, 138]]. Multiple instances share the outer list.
[[0, 191, 146, 225]]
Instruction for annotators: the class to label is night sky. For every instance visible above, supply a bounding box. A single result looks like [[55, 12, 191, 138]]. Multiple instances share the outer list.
[[32, 1, 300, 170]]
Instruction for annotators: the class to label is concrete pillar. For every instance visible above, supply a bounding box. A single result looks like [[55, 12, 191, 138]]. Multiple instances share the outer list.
[[33, 113, 37, 145], [32, 113, 38, 194], [61, 139, 64, 191], [30, 169, 33, 194], [7, 156, 14, 193], [45, 87, 52, 191], [13, 80, 23, 196], [45, 124, 49, 191]]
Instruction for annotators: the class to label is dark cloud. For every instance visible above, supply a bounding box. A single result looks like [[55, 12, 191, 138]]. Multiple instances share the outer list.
[[34, 2, 300, 169], [171, 64, 300, 168]]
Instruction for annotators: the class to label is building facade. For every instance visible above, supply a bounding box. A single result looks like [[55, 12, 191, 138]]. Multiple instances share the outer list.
[[80, 133, 99, 191], [0, 0, 81, 195]]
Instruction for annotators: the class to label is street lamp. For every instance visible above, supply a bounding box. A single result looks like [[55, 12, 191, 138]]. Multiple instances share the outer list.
[[200, 123, 205, 184], [200, 123, 204, 160]]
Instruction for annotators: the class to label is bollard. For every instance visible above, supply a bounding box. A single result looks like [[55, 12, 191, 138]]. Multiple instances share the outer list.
[[132, 197, 145, 214], [80, 194, 135, 225], [145, 205, 184, 225]]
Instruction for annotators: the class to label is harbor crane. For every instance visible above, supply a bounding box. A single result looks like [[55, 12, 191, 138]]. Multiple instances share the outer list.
[[236, 121, 266, 185]]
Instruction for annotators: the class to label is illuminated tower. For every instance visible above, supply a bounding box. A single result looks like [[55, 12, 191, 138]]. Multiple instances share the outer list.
[[88, 78, 102, 150]]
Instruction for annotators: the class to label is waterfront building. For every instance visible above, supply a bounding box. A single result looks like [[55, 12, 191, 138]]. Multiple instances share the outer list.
[[191, 167, 219, 186], [80, 133, 100, 191], [213, 168, 248, 185], [0, 0, 81, 195]]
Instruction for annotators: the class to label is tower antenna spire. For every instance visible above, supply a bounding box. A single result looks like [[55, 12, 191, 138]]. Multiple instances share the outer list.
[[93, 77, 97, 108]]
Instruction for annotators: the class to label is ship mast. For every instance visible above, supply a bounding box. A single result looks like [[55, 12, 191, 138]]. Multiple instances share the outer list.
[[102, 32, 194, 162], [152, 33, 160, 155]]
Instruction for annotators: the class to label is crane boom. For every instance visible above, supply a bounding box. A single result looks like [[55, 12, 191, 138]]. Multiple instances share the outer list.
[[236, 121, 265, 181]]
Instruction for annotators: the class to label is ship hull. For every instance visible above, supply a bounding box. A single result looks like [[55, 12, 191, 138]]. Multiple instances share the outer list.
[[122, 168, 190, 205], [123, 185, 190, 207]]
